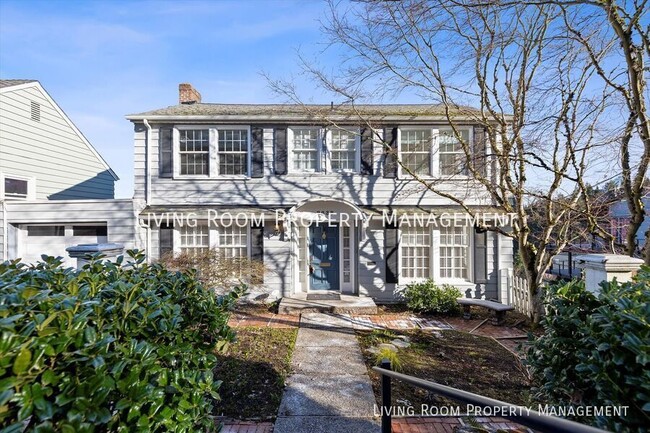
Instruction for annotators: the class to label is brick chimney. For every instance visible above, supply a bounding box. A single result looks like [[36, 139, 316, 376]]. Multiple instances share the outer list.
[[179, 83, 201, 104]]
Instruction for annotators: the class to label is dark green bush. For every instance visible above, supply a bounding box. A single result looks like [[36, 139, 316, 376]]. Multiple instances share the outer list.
[[400, 280, 461, 315], [525, 268, 650, 432], [0, 251, 243, 433]]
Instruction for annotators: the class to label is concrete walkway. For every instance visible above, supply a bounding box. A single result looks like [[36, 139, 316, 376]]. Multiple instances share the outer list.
[[274, 313, 380, 433]]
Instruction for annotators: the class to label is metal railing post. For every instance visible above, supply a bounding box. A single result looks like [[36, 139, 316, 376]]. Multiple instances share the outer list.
[[380, 359, 392, 433]]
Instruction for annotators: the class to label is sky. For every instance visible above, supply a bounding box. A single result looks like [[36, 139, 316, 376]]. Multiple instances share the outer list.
[[0, 0, 344, 198]]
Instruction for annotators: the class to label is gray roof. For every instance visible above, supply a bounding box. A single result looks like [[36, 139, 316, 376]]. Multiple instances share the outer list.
[[127, 102, 488, 121], [0, 79, 37, 89]]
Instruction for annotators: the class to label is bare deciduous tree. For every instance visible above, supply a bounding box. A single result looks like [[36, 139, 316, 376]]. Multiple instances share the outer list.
[[268, 0, 617, 321]]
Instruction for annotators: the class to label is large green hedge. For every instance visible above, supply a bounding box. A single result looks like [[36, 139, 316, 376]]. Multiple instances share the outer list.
[[0, 251, 243, 433], [525, 267, 650, 432]]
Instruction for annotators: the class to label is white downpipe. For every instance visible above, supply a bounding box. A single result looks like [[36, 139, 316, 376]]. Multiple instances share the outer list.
[[2, 201, 7, 260], [142, 119, 153, 262]]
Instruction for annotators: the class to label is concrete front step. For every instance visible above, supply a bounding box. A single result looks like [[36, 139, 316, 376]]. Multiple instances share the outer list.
[[278, 293, 378, 315]]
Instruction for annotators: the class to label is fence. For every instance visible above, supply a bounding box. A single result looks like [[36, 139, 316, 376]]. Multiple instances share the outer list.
[[500, 269, 543, 318]]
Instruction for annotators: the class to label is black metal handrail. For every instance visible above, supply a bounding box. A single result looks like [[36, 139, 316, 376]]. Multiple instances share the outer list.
[[373, 361, 608, 433]]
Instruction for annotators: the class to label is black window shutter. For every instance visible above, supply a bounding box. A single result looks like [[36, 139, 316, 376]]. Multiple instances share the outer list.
[[473, 126, 487, 177], [385, 224, 399, 284], [474, 230, 488, 283], [250, 222, 264, 284], [159, 223, 174, 258], [360, 127, 374, 175], [251, 127, 264, 178], [159, 126, 173, 178], [383, 126, 398, 178], [274, 127, 288, 175]]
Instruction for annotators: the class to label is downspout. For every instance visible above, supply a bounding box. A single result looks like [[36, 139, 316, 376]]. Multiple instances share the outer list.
[[141, 118, 153, 263], [2, 200, 7, 260]]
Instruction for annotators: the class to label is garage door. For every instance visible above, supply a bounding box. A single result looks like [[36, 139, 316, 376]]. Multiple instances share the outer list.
[[20, 224, 108, 267]]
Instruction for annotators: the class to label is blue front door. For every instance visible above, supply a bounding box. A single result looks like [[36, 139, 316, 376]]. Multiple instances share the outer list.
[[309, 224, 339, 291]]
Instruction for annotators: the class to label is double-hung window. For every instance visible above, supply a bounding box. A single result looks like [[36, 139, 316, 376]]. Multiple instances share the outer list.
[[439, 128, 470, 176], [439, 226, 469, 280], [179, 224, 210, 254], [330, 128, 359, 172], [175, 127, 250, 177], [217, 225, 248, 259], [176, 223, 249, 258], [288, 126, 360, 173], [398, 127, 472, 177], [400, 129, 432, 176], [291, 128, 320, 172], [398, 224, 471, 282], [400, 226, 431, 280], [218, 129, 248, 175], [179, 129, 210, 176]]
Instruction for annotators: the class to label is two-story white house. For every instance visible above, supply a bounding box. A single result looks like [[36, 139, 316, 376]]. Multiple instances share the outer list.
[[0, 79, 138, 265], [126, 83, 514, 303]]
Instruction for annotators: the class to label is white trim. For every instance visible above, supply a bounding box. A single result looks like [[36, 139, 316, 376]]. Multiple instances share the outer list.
[[0, 172, 36, 201], [0, 81, 118, 180], [172, 125, 251, 179], [287, 126, 322, 173], [398, 224, 473, 284], [328, 126, 361, 174]]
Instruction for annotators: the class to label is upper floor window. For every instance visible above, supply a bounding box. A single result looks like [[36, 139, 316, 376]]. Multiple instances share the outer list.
[[174, 127, 249, 178], [291, 128, 320, 171], [439, 128, 470, 176], [398, 127, 472, 177], [330, 128, 358, 172], [179, 129, 209, 175], [1, 174, 34, 200], [288, 126, 360, 173], [219, 130, 249, 175], [400, 129, 432, 176]]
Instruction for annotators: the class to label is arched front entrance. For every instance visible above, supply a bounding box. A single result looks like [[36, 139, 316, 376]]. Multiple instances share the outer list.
[[286, 198, 367, 295]]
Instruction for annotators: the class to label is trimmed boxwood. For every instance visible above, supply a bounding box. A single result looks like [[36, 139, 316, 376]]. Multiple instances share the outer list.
[[400, 279, 462, 315], [0, 251, 243, 433]]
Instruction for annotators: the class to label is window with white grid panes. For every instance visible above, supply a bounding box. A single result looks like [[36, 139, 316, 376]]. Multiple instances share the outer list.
[[331, 128, 357, 171], [439, 226, 468, 279], [179, 129, 209, 175], [400, 129, 432, 176], [439, 128, 469, 176], [342, 226, 351, 283], [291, 128, 319, 171], [218, 129, 248, 175], [400, 226, 431, 280], [217, 225, 248, 259], [179, 224, 209, 254]]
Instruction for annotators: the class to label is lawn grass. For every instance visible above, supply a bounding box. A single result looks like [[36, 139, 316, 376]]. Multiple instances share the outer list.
[[358, 329, 530, 413], [213, 327, 297, 420]]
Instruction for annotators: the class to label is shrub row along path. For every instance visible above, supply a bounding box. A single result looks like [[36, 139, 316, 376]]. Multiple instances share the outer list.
[[274, 312, 382, 433]]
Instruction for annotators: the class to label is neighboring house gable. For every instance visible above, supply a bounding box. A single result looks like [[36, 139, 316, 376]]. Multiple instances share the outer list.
[[0, 79, 118, 201]]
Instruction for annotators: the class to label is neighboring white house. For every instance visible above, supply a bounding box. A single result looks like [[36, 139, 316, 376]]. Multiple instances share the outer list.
[[0, 79, 138, 265], [126, 83, 515, 302]]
